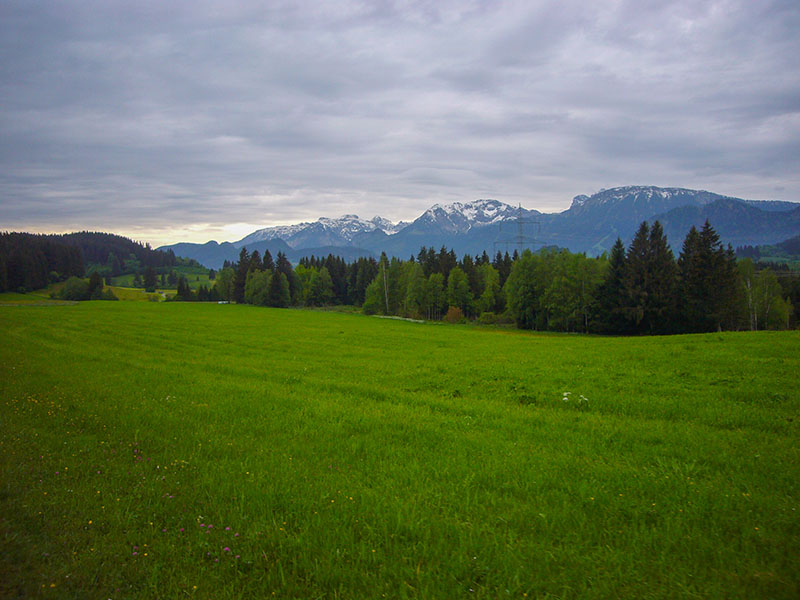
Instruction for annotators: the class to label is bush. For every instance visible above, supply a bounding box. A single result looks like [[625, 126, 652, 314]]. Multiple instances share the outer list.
[[479, 311, 497, 325], [59, 276, 90, 301], [496, 310, 516, 325], [444, 306, 465, 324]]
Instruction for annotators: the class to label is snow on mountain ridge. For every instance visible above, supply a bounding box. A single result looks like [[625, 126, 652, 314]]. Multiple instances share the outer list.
[[235, 213, 404, 248], [422, 199, 519, 228], [569, 186, 724, 209]]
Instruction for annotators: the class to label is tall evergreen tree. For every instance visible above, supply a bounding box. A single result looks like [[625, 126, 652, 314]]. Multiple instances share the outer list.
[[592, 238, 628, 334], [233, 247, 250, 303], [646, 221, 679, 334], [248, 250, 262, 273], [678, 221, 741, 332], [267, 270, 290, 307], [143, 265, 157, 292], [622, 221, 678, 334], [275, 252, 300, 304], [262, 250, 274, 272]]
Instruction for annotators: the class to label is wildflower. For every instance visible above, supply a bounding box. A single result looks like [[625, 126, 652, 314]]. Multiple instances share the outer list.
[[224, 547, 230, 552]]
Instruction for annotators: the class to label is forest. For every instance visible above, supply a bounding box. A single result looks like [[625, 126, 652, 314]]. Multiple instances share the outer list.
[[0, 231, 204, 294], [203, 220, 797, 334]]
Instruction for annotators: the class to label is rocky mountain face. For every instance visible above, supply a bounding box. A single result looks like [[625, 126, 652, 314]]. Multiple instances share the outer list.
[[159, 187, 799, 267]]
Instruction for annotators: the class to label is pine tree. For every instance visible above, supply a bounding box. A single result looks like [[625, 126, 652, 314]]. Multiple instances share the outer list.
[[267, 271, 290, 307], [275, 252, 300, 304], [248, 250, 261, 273], [592, 238, 628, 334], [646, 221, 679, 334], [143, 265, 157, 292], [233, 248, 250, 303], [678, 221, 739, 332]]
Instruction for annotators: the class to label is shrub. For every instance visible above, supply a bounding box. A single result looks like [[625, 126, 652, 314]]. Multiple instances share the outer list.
[[59, 276, 90, 301], [496, 310, 516, 325], [444, 306, 465, 324], [479, 311, 497, 325]]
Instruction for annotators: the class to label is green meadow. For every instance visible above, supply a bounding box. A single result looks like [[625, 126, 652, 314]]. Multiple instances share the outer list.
[[1, 302, 798, 599]]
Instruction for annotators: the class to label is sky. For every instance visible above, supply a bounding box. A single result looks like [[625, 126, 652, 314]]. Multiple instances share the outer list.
[[1, 0, 799, 247]]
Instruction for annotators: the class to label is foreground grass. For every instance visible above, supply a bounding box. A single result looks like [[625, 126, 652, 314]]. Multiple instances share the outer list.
[[1, 302, 798, 599]]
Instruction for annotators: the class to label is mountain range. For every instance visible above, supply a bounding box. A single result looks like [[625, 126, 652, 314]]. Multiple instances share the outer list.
[[159, 186, 800, 269]]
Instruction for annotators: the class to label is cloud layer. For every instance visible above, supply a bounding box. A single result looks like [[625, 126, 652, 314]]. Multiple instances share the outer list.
[[1, 0, 799, 245]]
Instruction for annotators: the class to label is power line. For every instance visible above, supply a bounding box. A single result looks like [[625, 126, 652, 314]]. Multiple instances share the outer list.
[[493, 204, 540, 254]]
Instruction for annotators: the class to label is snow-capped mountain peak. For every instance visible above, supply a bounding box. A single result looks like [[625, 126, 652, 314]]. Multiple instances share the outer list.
[[235, 213, 404, 249], [417, 199, 524, 234], [369, 216, 408, 235]]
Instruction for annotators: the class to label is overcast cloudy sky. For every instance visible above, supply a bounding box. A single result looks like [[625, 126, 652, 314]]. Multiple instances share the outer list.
[[1, 0, 798, 246]]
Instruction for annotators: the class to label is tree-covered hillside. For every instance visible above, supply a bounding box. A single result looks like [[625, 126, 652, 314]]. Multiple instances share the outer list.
[[0, 231, 191, 292]]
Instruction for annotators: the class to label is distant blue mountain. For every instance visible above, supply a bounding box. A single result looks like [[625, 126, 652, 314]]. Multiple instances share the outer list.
[[159, 187, 800, 266]]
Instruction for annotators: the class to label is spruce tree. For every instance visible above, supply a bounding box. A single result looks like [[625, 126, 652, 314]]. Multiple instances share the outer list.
[[143, 265, 157, 292], [647, 221, 679, 334], [262, 250, 274, 272], [623, 221, 678, 334], [276, 252, 300, 304], [267, 270, 290, 307], [679, 220, 740, 332], [592, 238, 628, 333], [233, 247, 249, 303]]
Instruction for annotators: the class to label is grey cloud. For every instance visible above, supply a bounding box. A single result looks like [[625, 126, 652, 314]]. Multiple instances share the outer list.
[[1, 0, 798, 245]]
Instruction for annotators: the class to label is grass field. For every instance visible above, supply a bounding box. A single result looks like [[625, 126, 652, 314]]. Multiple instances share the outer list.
[[1, 302, 798, 598], [111, 266, 212, 291]]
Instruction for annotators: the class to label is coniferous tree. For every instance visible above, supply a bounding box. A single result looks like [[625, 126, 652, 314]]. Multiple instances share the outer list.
[[646, 221, 679, 334], [275, 252, 300, 304], [622, 221, 678, 334], [233, 248, 250, 303], [697, 221, 739, 330], [88, 271, 104, 298], [267, 270, 290, 308], [592, 238, 629, 334], [176, 276, 194, 301], [143, 265, 157, 292], [248, 250, 262, 273]]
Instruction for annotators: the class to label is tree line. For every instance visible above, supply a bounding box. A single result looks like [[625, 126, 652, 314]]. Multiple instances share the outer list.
[[0, 231, 182, 293], [7, 223, 795, 333], [199, 220, 796, 332], [200, 249, 379, 307]]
